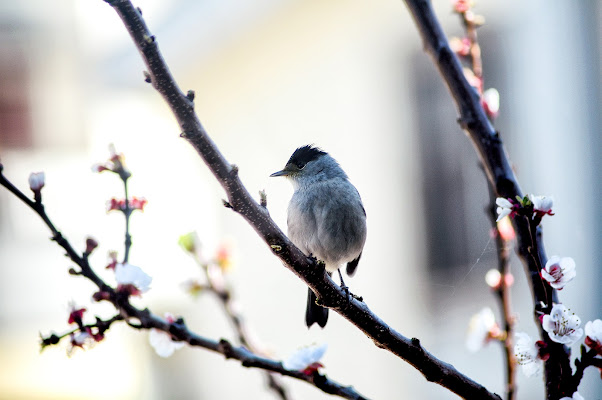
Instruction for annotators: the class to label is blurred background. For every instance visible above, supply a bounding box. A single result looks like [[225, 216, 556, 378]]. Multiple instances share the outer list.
[[0, 0, 600, 399]]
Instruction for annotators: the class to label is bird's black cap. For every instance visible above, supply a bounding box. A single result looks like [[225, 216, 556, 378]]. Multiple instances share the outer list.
[[287, 145, 326, 169]]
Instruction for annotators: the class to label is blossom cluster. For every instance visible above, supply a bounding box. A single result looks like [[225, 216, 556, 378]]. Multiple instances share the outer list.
[[472, 190, 601, 394], [450, 0, 498, 120], [495, 194, 554, 223], [106, 197, 148, 213], [64, 303, 105, 356], [91, 143, 129, 178]]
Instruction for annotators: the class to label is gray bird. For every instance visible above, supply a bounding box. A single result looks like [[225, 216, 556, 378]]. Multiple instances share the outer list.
[[270, 145, 367, 328]]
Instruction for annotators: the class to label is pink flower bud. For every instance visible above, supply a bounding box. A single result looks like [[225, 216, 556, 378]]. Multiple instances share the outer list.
[[452, 0, 473, 13], [68, 307, 86, 325], [130, 197, 148, 211], [106, 198, 127, 212], [482, 88, 500, 119], [450, 37, 471, 57], [92, 291, 111, 302], [85, 237, 98, 254]]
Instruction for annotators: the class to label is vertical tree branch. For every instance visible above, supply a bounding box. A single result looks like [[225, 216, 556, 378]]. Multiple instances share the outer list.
[[402, 1, 572, 398]]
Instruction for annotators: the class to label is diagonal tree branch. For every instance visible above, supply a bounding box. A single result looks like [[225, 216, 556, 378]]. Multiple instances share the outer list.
[[100, 0, 501, 398]]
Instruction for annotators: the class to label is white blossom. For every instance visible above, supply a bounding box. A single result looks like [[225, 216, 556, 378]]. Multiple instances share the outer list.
[[283, 343, 327, 371], [542, 304, 583, 345], [466, 307, 497, 352], [496, 197, 514, 222], [149, 331, 184, 358], [529, 194, 553, 214], [66, 331, 96, 357], [585, 319, 602, 343], [28, 172, 45, 191], [149, 313, 185, 358], [514, 332, 542, 377], [584, 319, 602, 353], [115, 263, 152, 293], [541, 256, 576, 290]]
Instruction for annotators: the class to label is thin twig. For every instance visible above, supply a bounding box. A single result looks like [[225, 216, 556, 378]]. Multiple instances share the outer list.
[[0, 168, 368, 400], [122, 176, 132, 263], [487, 192, 516, 400]]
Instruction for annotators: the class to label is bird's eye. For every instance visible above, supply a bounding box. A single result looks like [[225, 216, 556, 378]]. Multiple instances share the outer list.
[[296, 162, 306, 169]]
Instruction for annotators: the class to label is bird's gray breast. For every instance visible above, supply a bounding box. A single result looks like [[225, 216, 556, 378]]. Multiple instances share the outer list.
[[287, 178, 366, 271]]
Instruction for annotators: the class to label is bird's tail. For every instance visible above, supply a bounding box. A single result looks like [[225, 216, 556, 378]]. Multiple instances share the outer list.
[[305, 288, 328, 328]]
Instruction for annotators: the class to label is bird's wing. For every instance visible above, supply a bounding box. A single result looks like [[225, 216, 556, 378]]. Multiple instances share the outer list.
[[346, 251, 362, 277]]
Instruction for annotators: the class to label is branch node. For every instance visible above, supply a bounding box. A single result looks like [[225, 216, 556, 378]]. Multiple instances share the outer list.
[[259, 189, 268, 208], [186, 90, 195, 102], [136, 7, 142, 15], [270, 244, 282, 252], [143, 71, 151, 83], [230, 164, 239, 176], [143, 34, 155, 45], [218, 338, 236, 359], [222, 199, 233, 209]]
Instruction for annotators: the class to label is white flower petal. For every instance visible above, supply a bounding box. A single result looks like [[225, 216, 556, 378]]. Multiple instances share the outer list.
[[496, 197, 512, 208], [283, 343, 327, 370], [149, 329, 185, 358], [466, 307, 496, 352], [514, 332, 542, 377], [521, 359, 542, 378], [585, 319, 602, 342], [115, 263, 152, 293], [542, 304, 583, 345], [529, 194, 554, 213], [495, 198, 513, 222], [542, 256, 576, 290], [28, 172, 46, 191], [483, 88, 500, 114]]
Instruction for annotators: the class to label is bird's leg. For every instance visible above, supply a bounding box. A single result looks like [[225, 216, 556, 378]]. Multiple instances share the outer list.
[[337, 269, 363, 303], [337, 269, 351, 302]]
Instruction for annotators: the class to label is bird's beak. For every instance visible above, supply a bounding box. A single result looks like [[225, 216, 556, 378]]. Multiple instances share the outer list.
[[269, 169, 290, 177]]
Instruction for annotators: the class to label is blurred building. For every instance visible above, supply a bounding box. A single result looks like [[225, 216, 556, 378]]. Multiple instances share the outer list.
[[0, 0, 600, 399]]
